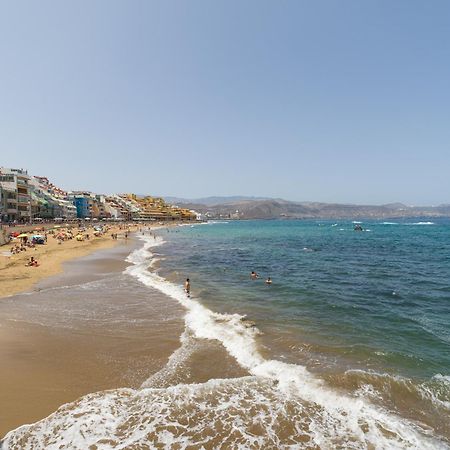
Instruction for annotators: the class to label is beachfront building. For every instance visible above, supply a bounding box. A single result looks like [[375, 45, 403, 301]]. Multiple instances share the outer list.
[[68, 192, 112, 219], [0, 167, 31, 222], [191, 210, 203, 221], [1, 165, 197, 223], [0, 178, 18, 223], [171, 206, 198, 221], [0, 169, 79, 222], [116, 194, 142, 220], [69, 192, 95, 219], [30, 176, 77, 220], [95, 195, 109, 219], [121, 194, 197, 221], [72, 195, 90, 218], [104, 195, 135, 220], [132, 195, 168, 221]]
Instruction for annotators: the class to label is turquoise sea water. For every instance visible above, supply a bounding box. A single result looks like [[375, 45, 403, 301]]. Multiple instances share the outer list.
[[160, 219, 449, 376], [158, 218, 450, 439]]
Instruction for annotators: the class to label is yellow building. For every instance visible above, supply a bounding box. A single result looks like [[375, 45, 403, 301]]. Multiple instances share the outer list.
[[125, 194, 196, 221]]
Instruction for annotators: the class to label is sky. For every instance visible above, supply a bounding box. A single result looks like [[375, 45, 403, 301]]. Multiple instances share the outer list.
[[1, 1, 449, 205]]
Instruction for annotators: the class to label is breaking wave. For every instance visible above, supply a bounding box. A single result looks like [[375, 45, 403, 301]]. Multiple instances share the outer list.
[[2, 235, 448, 449]]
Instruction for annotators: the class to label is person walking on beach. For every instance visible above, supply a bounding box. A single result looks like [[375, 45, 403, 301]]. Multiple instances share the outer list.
[[184, 278, 191, 297]]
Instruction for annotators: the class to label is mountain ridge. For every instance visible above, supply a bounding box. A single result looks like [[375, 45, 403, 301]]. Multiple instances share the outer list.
[[163, 196, 274, 206], [163, 197, 450, 219]]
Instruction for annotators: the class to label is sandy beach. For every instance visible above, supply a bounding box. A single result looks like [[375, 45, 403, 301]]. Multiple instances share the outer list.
[[0, 232, 187, 437], [0, 224, 136, 299]]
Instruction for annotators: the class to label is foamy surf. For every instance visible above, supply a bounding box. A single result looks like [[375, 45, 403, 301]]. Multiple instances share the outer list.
[[406, 221, 435, 225], [2, 235, 448, 449]]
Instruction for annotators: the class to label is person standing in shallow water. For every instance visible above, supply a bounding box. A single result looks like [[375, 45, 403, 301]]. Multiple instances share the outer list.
[[184, 278, 191, 297]]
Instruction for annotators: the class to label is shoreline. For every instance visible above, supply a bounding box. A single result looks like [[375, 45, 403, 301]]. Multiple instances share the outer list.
[[0, 224, 143, 299], [0, 230, 187, 437], [1, 221, 448, 448]]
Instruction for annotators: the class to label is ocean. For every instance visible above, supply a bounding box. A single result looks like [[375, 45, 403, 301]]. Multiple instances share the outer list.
[[2, 219, 449, 449]]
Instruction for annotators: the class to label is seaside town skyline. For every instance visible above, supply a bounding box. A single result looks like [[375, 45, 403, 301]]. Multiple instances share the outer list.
[[2, 165, 450, 225], [0, 166, 197, 223]]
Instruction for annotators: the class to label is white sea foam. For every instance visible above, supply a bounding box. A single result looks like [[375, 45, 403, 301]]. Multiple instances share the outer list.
[[206, 220, 229, 224], [419, 375, 450, 411], [344, 369, 450, 412], [381, 222, 399, 225], [180, 220, 229, 227], [4, 373, 448, 450], [406, 221, 435, 225], [434, 374, 450, 384], [3, 235, 448, 449]]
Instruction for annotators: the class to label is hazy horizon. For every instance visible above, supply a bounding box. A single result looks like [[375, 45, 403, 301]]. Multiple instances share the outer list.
[[1, 1, 449, 205]]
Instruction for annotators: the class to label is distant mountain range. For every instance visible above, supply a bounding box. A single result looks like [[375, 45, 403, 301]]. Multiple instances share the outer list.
[[163, 196, 450, 220], [164, 196, 273, 206]]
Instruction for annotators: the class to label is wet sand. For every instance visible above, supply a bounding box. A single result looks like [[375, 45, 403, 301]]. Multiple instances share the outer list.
[[0, 237, 186, 438]]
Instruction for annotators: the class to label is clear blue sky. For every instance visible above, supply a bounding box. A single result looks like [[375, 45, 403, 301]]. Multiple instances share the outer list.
[[1, 1, 449, 205]]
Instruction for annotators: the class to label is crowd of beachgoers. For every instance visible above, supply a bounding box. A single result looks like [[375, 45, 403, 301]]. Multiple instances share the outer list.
[[0, 222, 145, 298]]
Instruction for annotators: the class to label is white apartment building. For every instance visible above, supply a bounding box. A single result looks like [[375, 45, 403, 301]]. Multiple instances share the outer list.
[[0, 167, 31, 222]]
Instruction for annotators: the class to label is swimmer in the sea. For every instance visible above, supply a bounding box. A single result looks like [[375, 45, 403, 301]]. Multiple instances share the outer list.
[[265, 277, 272, 285], [250, 271, 259, 280], [184, 278, 191, 296]]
